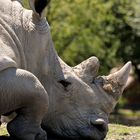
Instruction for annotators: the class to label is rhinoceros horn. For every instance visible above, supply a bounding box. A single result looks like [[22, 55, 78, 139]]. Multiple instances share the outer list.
[[108, 61, 132, 87], [73, 57, 100, 83], [92, 62, 132, 113], [102, 61, 132, 102]]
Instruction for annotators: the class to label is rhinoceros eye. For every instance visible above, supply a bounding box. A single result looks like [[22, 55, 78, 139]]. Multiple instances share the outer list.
[[93, 76, 105, 86], [58, 80, 71, 89]]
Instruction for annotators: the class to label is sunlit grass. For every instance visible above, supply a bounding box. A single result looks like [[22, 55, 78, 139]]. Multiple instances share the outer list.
[[23, 0, 30, 9], [0, 124, 8, 136], [106, 124, 140, 140]]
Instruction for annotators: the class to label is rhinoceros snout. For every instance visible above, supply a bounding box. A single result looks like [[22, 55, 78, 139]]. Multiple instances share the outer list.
[[77, 118, 108, 140], [90, 118, 108, 133], [88, 119, 108, 140]]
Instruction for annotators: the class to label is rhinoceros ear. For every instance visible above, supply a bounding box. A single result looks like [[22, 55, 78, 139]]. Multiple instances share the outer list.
[[29, 0, 50, 17], [73, 57, 100, 83]]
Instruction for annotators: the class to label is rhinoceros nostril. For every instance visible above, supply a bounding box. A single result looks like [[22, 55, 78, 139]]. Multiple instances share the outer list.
[[90, 119, 108, 132], [92, 123, 107, 132]]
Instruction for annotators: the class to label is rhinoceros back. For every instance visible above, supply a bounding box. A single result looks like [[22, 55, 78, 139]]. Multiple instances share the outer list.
[[0, 0, 26, 71], [0, 22, 21, 71]]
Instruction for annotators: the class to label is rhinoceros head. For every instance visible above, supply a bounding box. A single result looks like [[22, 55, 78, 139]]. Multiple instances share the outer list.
[[42, 57, 132, 140]]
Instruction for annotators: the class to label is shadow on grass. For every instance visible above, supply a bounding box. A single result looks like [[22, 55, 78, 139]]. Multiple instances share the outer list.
[[109, 109, 140, 126], [0, 136, 14, 140], [0, 136, 63, 140]]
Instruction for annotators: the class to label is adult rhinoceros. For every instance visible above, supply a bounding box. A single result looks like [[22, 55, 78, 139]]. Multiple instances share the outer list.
[[0, 0, 131, 140]]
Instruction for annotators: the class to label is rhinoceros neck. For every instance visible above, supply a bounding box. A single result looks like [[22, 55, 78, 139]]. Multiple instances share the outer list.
[[38, 31, 72, 95], [41, 35, 66, 81]]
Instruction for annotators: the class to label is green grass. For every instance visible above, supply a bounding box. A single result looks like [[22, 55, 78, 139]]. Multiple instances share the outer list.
[[106, 124, 140, 140], [1, 123, 140, 140], [0, 124, 8, 136]]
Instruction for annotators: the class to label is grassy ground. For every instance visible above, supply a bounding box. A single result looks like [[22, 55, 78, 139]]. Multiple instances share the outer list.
[[0, 124, 8, 136], [106, 124, 140, 140], [0, 123, 140, 140]]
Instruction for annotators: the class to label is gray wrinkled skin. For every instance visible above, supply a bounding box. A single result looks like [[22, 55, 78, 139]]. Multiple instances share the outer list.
[[42, 60, 131, 140], [0, 0, 132, 140]]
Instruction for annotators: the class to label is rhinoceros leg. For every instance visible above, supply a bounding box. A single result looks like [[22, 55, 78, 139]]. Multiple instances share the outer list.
[[0, 68, 48, 140]]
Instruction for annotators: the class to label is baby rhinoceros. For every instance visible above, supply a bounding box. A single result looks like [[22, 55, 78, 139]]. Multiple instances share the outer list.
[[0, 0, 132, 140]]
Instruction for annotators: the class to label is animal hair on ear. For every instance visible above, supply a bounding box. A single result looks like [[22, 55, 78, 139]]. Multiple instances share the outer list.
[[34, 0, 49, 16]]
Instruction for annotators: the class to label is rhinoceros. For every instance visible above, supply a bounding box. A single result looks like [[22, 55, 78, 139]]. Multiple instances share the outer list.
[[0, 0, 132, 140]]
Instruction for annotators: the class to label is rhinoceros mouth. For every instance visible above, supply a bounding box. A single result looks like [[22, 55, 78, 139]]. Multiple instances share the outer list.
[[45, 123, 108, 140], [77, 125, 108, 140]]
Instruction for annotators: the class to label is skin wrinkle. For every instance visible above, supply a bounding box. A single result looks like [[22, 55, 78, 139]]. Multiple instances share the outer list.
[[52, 99, 105, 138], [60, 115, 85, 137], [46, 99, 90, 137], [0, 25, 24, 70], [12, 2, 27, 68], [0, 19, 19, 57]]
